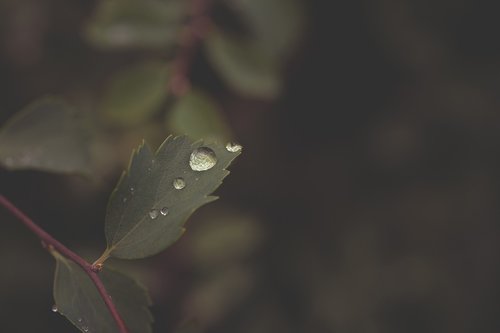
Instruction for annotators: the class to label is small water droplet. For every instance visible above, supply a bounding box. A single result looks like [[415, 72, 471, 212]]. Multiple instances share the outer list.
[[149, 209, 159, 219], [226, 142, 242, 153], [160, 207, 169, 216], [130, 187, 135, 195], [51, 305, 58, 313], [78, 318, 83, 323], [82, 326, 89, 332], [173, 177, 186, 190], [189, 147, 217, 171]]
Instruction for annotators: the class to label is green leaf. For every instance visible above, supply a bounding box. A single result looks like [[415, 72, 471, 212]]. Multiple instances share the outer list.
[[224, 0, 305, 59], [205, 29, 282, 99], [85, 0, 185, 49], [52, 251, 153, 333], [166, 89, 232, 141], [0, 98, 91, 174], [102, 135, 241, 259], [100, 62, 169, 126]]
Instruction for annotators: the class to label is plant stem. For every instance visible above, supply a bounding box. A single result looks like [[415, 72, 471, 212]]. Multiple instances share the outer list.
[[0, 194, 130, 333], [169, 0, 213, 95]]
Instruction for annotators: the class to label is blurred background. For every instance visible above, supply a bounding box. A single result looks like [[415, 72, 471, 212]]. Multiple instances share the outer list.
[[1, 0, 500, 332]]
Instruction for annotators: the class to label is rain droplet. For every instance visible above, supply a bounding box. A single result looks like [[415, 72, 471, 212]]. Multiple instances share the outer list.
[[160, 207, 169, 216], [189, 147, 217, 171], [149, 209, 159, 219], [226, 142, 242, 153], [173, 177, 185, 190], [51, 305, 58, 313], [130, 187, 135, 195]]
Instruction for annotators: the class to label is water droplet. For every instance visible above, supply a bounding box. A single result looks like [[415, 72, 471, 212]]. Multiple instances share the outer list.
[[226, 142, 242, 153], [160, 207, 169, 216], [51, 305, 58, 313], [130, 187, 135, 195], [78, 318, 83, 323], [189, 147, 217, 171], [82, 326, 89, 332], [149, 209, 159, 219], [173, 177, 185, 190]]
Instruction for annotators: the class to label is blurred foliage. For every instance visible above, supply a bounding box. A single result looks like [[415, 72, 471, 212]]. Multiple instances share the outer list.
[[2, 0, 500, 332]]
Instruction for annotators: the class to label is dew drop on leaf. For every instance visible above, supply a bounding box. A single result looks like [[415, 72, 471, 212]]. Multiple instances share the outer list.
[[160, 207, 169, 216], [225, 142, 242, 153], [173, 177, 186, 190], [149, 209, 159, 219], [189, 147, 217, 171], [51, 305, 58, 313]]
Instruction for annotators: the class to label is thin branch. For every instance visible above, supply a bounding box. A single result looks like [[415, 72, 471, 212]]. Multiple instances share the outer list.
[[168, 0, 213, 96], [0, 194, 130, 333]]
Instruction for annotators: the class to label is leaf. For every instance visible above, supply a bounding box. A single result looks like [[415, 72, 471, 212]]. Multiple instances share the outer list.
[[166, 89, 232, 141], [224, 0, 305, 59], [102, 135, 241, 259], [85, 0, 186, 49], [52, 251, 153, 333], [0, 97, 91, 174], [100, 62, 169, 126], [205, 29, 282, 99]]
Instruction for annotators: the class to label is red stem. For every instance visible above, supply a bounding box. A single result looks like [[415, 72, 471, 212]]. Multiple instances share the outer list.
[[168, 0, 213, 95], [0, 194, 129, 333]]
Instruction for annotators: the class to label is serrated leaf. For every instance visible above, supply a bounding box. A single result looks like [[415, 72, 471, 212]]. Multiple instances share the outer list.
[[205, 29, 282, 99], [52, 251, 153, 333], [100, 62, 169, 126], [102, 135, 241, 259], [0, 98, 91, 174], [166, 89, 232, 141], [85, 0, 186, 49]]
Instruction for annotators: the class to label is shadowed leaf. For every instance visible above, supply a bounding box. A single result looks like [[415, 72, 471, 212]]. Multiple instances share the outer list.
[[52, 251, 152, 333], [85, 0, 185, 49], [166, 89, 232, 141], [0, 98, 91, 174], [101, 135, 241, 259], [100, 62, 169, 126]]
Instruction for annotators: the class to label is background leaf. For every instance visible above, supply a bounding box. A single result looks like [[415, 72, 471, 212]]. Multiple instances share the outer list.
[[205, 29, 282, 99], [166, 89, 232, 141], [85, 0, 185, 49], [52, 251, 153, 333], [100, 62, 169, 126], [103, 136, 241, 259], [0, 98, 91, 174]]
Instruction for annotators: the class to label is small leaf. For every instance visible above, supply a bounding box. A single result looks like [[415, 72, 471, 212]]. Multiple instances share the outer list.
[[100, 62, 169, 126], [0, 97, 91, 174], [85, 0, 186, 49], [166, 89, 232, 141], [52, 251, 153, 333], [102, 135, 241, 259], [224, 0, 305, 59], [205, 29, 282, 99]]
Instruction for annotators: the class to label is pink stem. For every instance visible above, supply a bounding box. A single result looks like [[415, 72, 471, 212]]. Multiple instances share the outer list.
[[0, 194, 129, 333]]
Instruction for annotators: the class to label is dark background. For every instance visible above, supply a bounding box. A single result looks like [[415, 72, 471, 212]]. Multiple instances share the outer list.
[[1, 0, 500, 332]]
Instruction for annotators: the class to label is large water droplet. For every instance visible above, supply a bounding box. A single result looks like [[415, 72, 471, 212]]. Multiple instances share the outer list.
[[51, 305, 58, 313], [173, 178, 186, 190], [160, 207, 169, 216], [226, 142, 242, 153], [189, 147, 217, 171], [149, 209, 159, 219]]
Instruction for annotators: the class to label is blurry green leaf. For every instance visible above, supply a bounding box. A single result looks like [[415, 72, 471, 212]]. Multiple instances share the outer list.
[[102, 135, 241, 259], [52, 251, 152, 333], [85, 0, 185, 49], [101, 62, 169, 126], [225, 0, 305, 59], [205, 30, 282, 99], [0, 98, 91, 174], [166, 89, 231, 141]]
